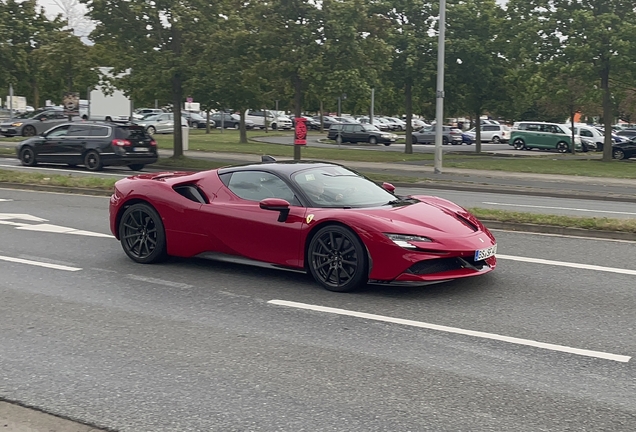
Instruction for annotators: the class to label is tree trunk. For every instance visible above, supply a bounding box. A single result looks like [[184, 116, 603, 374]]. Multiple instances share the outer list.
[[293, 72, 302, 161], [475, 109, 482, 153], [570, 107, 576, 155], [206, 109, 211, 134], [32, 81, 39, 111], [319, 100, 324, 132], [172, 75, 183, 157], [239, 110, 248, 143], [601, 63, 612, 162], [404, 80, 413, 154]]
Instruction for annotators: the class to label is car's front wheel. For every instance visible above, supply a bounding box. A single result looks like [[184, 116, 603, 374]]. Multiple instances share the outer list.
[[119, 203, 167, 264], [369, 136, 378, 145], [513, 138, 525, 150], [556, 142, 569, 153], [19, 146, 37, 166], [491, 136, 501, 143], [146, 126, 156, 135], [307, 225, 367, 292], [22, 125, 37, 137], [613, 148, 625, 160]]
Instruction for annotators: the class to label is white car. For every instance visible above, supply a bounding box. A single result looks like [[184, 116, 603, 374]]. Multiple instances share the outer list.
[[245, 109, 293, 130], [465, 124, 510, 143]]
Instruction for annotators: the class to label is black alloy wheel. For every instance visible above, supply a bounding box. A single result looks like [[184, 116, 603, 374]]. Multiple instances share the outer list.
[[271, 123, 278, 130], [22, 125, 36, 137], [19, 147, 37, 167], [128, 164, 145, 171], [119, 203, 167, 264], [596, 143, 604, 152], [556, 142, 569, 153], [442, 136, 449, 145], [492, 136, 501, 143], [513, 138, 525, 150], [307, 225, 367, 292], [84, 150, 103, 171], [613, 148, 625, 160], [369, 136, 378, 145]]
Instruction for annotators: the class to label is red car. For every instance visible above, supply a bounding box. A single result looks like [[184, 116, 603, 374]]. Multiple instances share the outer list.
[[109, 158, 497, 292]]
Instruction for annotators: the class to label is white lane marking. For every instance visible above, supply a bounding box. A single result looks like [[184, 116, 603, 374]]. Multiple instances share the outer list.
[[0, 213, 48, 222], [14, 224, 114, 238], [0, 164, 126, 177], [0, 198, 13, 202], [126, 274, 193, 289], [268, 300, 631, 363], [0, 254, 82, 272], [497, 254, 636, 276], [491, 229, 636, 244], [483, 201, 636, 216]]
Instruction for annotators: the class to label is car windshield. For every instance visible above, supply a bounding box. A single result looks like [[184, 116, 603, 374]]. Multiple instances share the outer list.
[[292, 166, 396, 208], [362, 124, 380, 132]]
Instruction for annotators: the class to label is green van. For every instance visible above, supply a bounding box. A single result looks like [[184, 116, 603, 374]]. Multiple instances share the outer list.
[[509, 122, 581, 153]]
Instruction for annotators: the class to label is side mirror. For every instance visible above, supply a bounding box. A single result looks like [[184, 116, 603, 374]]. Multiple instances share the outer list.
[[259, 198, 290, 222], [382, 182, 396, 192]]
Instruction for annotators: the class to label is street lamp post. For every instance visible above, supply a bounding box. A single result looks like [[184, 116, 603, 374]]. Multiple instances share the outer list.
[[434, 0, 446, 174]]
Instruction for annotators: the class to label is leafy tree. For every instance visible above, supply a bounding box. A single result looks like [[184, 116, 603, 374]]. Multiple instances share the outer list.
[[445, 0, 507, 153]]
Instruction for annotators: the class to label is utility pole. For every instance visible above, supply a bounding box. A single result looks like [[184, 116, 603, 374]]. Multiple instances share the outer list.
[[9, 84, 14, 119], [434, 0, 447, 174], [337, 96, 341, 117], [370, 88, 375, 125]]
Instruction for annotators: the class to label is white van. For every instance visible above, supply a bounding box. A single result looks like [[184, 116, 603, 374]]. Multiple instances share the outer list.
[[245, 109, 292, 130]]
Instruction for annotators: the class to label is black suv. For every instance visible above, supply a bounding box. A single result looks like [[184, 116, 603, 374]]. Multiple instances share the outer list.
[[327, 123, 396, 146], [16, 121, 158, 171]]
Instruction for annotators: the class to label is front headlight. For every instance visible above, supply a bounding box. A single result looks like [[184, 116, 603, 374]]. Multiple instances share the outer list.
[[385, 233, 432, 249], [11, 122, 23, 127]]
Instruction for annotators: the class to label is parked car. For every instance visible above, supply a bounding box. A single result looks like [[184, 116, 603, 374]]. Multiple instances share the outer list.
[[109, 158, 496, 292], [245, 109, 293, 130], [358, 117, 389, 131], [615, 129, 636, 140], [384, 117, 407, 131], [182, 112, 213, 129], [465, 124, 510, 143], [412, 125, 463, 145], [327, 123, 397, 145], [133, 108, 164, 120], [314, 115, 342, 129], [16, 121, 158, 171], [332, 116, 359, 124], [0, 108, 69, 137], [611, 139, 636, 160], [570, 125, 603, 151], [290, 115, 321, 130], [509, 122, 581, 152], [135, 113, 188, 135], [211, 112, 254, 129]]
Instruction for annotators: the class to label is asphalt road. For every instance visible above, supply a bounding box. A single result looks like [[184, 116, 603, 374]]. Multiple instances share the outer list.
[[1, 189, 635, 431]]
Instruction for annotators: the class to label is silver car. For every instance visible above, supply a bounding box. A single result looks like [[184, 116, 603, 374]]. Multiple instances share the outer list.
[[0, 108, 69, 137], [135, 113, 188, 135], [412, 125, 463, 145]]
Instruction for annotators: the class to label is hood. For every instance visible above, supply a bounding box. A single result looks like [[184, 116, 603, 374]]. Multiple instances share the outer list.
[[353, 199, 483, 238]]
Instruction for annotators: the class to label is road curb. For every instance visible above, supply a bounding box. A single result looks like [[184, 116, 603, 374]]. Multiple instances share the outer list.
[[0, 181, 112, 196]]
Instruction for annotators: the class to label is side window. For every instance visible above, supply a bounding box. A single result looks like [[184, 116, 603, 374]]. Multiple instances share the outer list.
[[526, 124, 541, 132], [67, 125, 92, 136], [46, 125, 71, 137], [89, 126, 110, 137], [353, 125, 363, 132], [484, 126, 496, 131], [227, 171, 298, 204], [581, 129, 593, 137], [343, 124, 356, 132], [553, 126, 564, 134], [249, 110, 264, 117]]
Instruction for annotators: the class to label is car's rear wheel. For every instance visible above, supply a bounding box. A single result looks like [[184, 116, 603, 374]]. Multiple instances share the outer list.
[[412, 136, 418, 144], [271, 123, 277, 130], [491, 136, 500, 143], [146, 126, 156, 135], [442, 136, 449, 145], [22, 125, 36, 137], [513, 138, 525, 150], [613, 149, 625, 160], [233, 123, 240, 130], [84, 150, 103, 171], [369, 136, 378, 145], [596, 143, 604, 152], [308, 225, 367, 292], [128, 164, 145, 171], [19, 146, 37, 166], [556, 142, 569, 153], [119, 203, 167, 264]]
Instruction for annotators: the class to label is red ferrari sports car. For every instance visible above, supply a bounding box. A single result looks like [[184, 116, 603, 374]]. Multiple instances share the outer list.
[[109, 158, 496, 292]]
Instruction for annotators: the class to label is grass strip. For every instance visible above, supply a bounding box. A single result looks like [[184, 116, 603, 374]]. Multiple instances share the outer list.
[[0, 169, 117, 190], [469, 208, 636, 233]]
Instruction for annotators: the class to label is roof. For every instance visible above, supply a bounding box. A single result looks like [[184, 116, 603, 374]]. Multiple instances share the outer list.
[[217, 159, 341, 177]]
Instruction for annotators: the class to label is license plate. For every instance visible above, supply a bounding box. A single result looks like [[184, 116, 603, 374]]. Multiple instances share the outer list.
[[474, 244, 497, 261], [133, 147, 149, 152]]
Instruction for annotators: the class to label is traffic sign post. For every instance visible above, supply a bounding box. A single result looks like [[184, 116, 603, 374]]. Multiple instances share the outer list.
[[294, 116, 307, 160]]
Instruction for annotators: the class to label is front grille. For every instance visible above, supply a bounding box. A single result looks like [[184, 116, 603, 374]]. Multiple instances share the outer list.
[[407, 257, 487, 275]]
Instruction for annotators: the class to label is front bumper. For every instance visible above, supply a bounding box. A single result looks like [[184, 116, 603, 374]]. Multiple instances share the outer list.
[[0, 127, 19, 137]]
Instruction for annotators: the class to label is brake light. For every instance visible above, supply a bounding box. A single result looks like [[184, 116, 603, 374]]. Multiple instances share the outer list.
[[150, 139, 157, 147], [112, 139, 131, 147]]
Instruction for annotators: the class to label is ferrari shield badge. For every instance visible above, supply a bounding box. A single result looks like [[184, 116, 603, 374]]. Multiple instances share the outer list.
[[306, 214, 314, 224]]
